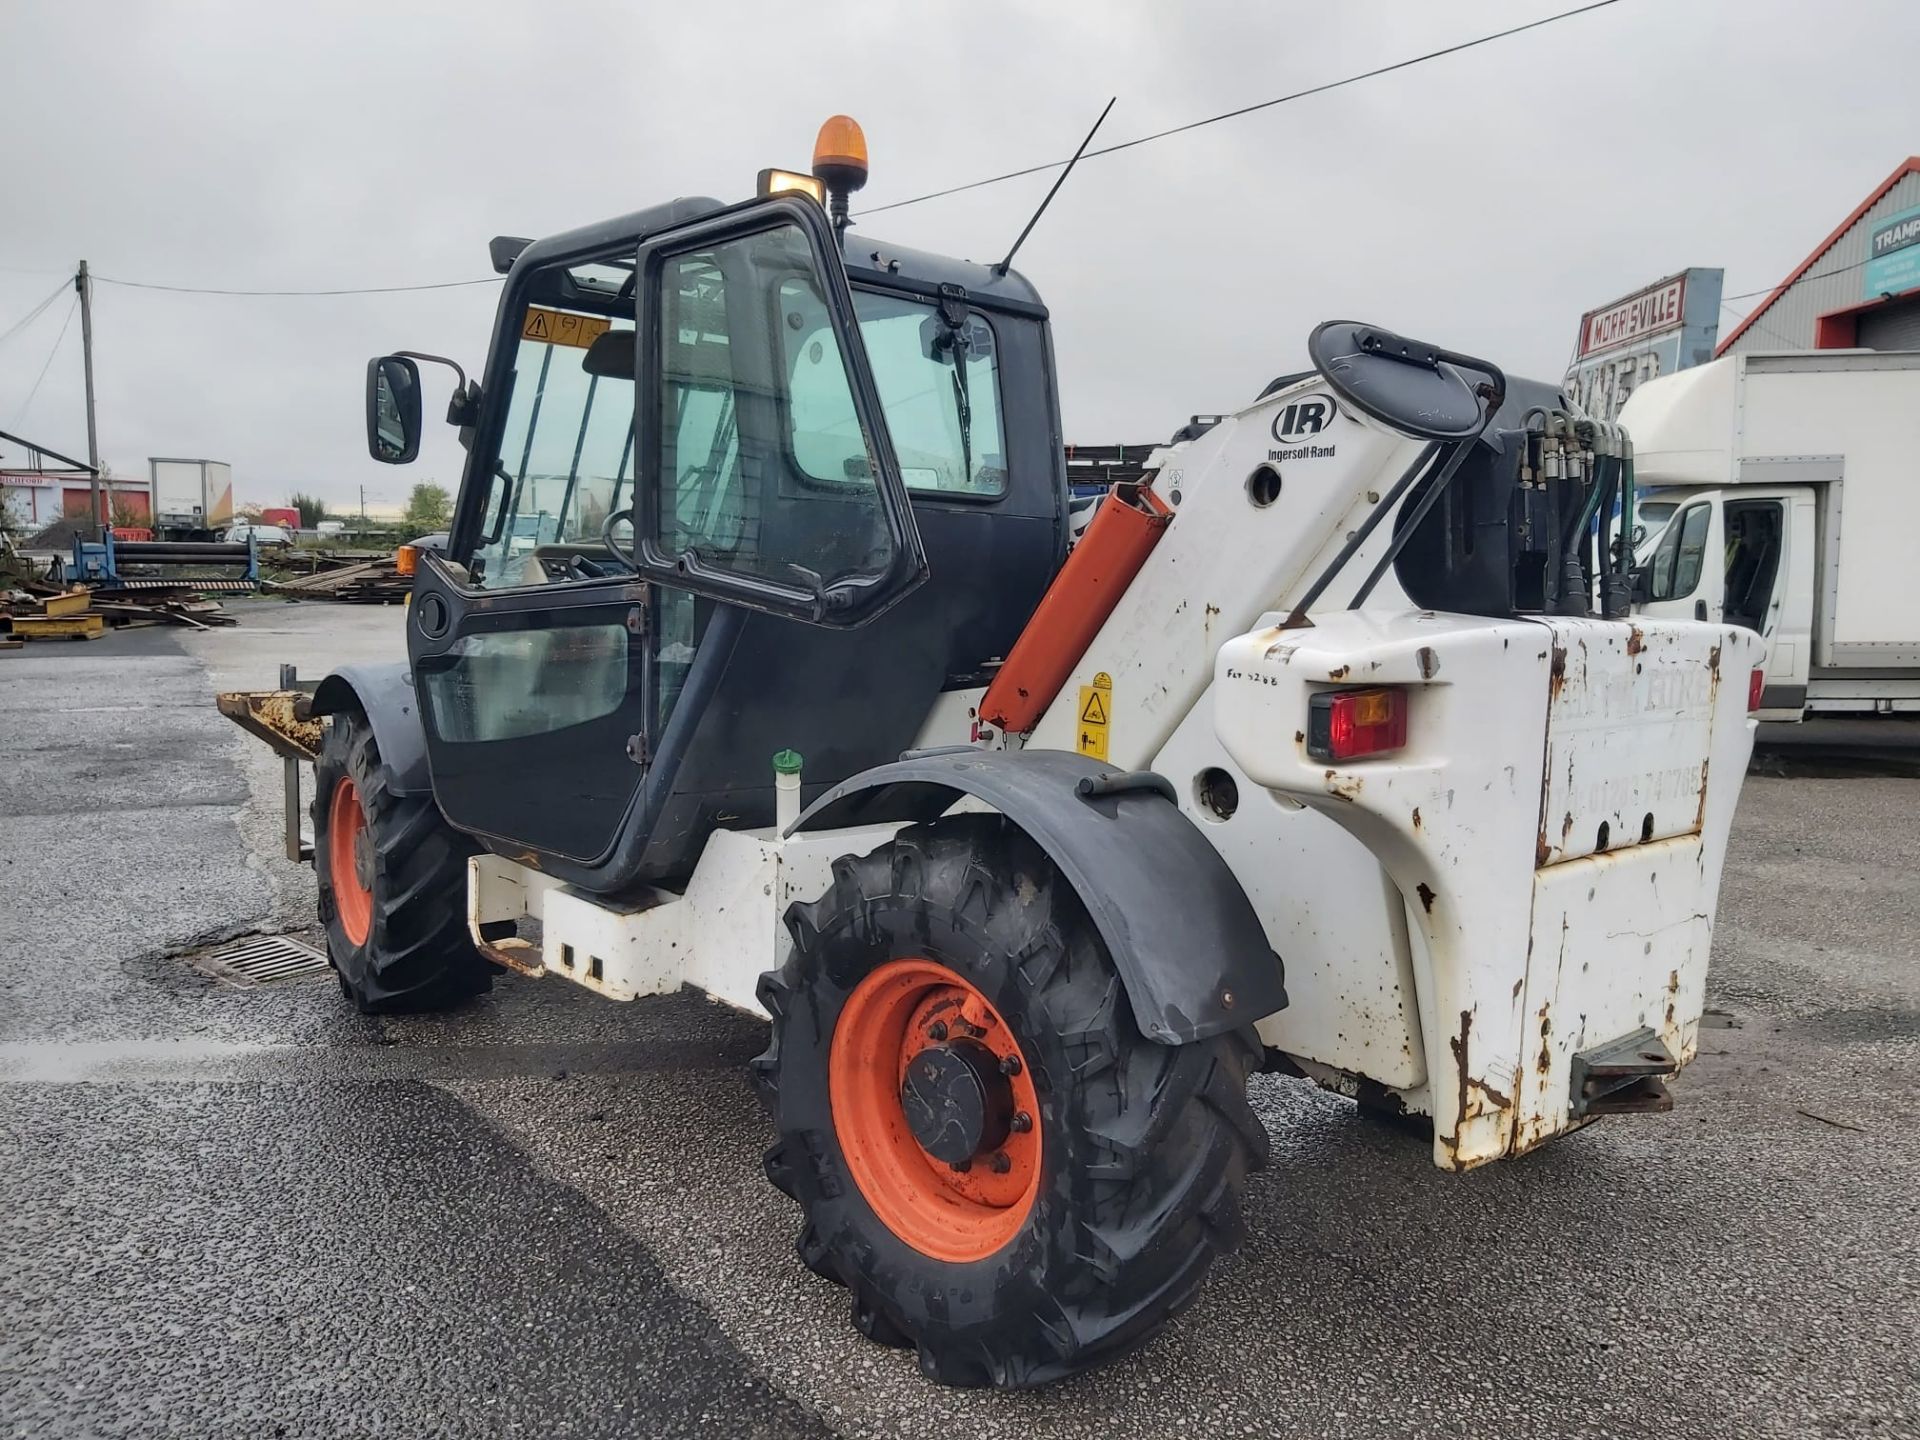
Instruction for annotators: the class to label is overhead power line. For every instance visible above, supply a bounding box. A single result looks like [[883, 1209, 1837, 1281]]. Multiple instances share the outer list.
[[857, 0, 1627, 218], [1720, 298, 1801, 351], [0, 278, 71, 349], [1721, 253, 1870, 306], [15, 295, 79, 426], [95, 273, 501, 297], [46, 3, 1628, 300]]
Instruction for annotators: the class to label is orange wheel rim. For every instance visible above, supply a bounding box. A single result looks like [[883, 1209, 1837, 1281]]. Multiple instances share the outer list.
[[829, 958, 1042, 1263], [328, 776, 373, 947]]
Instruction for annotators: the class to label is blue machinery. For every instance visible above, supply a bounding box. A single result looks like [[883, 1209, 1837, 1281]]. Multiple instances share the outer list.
[[67, 531, 260, 592]]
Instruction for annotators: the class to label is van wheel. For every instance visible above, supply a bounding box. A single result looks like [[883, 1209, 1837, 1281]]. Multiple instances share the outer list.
[[312, 710, 492, 1013], [752, 814, 1268, 1388]]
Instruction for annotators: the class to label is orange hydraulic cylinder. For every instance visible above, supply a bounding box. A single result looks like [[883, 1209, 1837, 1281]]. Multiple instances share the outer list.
[[980, 482, 1174, 736]]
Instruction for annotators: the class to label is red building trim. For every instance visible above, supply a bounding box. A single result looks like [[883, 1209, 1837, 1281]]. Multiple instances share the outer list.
[[1716, 156, 1920, 357], [1813, 310, 1857, 349], [1811, 289, 1920, 350]]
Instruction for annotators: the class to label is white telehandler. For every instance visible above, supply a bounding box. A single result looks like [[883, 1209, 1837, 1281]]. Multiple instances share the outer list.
[[222, 118, 1763, 1388]]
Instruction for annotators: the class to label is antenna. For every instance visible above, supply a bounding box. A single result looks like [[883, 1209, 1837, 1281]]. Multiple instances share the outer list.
[[991, 97, 1116, 277]]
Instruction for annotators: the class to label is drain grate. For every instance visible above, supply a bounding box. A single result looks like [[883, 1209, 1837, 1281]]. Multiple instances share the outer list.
[[187, 933, 331, 988]]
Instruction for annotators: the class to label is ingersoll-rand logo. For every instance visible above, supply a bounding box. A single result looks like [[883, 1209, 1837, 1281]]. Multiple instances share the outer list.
[[1269, 394, 1338, 462]]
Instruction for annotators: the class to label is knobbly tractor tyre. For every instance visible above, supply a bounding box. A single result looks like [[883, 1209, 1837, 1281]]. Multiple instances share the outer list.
[[753, 813, 1269, 1388], [312, 709, 493, 1014]]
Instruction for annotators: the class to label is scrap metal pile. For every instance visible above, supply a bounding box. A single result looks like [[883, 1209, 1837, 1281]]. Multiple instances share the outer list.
[[1, 577, 235, 646]]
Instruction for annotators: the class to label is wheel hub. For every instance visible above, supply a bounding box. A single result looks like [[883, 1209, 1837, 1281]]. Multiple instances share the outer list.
[[901, 1041, 1012, 1164], [827, 959, 1044, 1263]]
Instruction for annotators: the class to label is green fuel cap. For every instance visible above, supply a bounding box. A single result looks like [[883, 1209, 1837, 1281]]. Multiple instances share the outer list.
[[772, 749, 804, 776]]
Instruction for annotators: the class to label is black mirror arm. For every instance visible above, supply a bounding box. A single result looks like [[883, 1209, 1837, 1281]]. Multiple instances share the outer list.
[[394, 351, 481, 427]]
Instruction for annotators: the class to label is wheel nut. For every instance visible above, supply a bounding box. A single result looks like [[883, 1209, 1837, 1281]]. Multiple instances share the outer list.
[[990, 1152, 1012, 1174], [927, 1021, 949, 1041], [1010, 1111, 1032, 1133], [949, 1158, 971, 1174], [999, 1054, 1022, 1076]]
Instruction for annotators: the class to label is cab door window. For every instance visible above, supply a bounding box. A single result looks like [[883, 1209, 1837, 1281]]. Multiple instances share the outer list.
[[1722, 499, 1785, 633], [633, 201, 926, 626], [1649, 502, 1712, 600], [650, 228, 892, 591]]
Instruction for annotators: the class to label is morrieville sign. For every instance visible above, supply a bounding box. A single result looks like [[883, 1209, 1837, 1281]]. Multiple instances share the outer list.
[[1579, 275, 1688, 357]]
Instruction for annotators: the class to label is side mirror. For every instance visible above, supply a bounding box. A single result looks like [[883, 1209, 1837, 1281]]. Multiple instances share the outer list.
[[366, 355, 422, 464], [1630, 564, 1652, 605]]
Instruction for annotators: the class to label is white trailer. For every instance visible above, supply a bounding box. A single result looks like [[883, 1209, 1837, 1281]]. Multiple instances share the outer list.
[[1622, 350, 1920, 720], [149, 457, 234, 540]]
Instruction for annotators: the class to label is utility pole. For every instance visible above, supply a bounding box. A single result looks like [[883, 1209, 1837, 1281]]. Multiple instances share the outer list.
[[77, 260, 103, 528]]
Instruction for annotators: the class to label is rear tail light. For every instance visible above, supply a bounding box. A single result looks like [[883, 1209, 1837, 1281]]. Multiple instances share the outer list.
[[1307, 687, 1408, 763], [1748, 669, 1765, 712]]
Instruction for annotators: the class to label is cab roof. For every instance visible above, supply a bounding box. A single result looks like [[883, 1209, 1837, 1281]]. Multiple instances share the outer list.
[[495, 195, 1047, 319]]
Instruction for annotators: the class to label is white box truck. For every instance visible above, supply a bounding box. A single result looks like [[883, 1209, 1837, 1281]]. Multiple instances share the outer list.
[[149, 457, 235, 540], [1621, 350, 1920, 721]]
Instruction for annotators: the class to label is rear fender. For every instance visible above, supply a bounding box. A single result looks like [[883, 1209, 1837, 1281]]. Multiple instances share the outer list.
[[309, 662, 432, 796], [793, 749, 1287, 1044]]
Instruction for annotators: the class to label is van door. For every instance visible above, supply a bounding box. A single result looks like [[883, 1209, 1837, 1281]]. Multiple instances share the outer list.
[[1724, 489, 1813, 717], [1637, 488, 1812, 718], [1638, 494, 1723, 624]]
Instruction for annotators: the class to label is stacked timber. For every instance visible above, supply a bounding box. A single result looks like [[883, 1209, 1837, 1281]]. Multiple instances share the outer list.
[[267, 557, 410, 604]]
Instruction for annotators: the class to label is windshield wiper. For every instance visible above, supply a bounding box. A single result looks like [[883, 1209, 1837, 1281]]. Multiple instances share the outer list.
[[935, 284, 974, 487]]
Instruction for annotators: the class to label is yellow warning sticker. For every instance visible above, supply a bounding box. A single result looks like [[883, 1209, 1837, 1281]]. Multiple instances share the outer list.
[[1076, 671, 1112, 761], [522, 306, 612, 350]]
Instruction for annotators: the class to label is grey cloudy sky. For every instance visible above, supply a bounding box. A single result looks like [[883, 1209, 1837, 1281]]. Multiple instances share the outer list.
[[2, 0, 1916, 513]]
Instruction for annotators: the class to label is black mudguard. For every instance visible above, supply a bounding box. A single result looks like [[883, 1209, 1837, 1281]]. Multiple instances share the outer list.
[[793, 749, 1287, 1044], [310, 663, 433, 796]]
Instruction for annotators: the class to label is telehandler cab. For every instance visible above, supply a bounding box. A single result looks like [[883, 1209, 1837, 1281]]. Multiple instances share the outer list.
[[225, 118, 1764, 1388]]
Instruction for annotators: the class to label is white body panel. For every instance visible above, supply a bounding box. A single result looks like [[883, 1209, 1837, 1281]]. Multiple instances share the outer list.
[[1153, 687, 1425, 1090], [469, 824, 906, 1014], [1212, 611, 1761, 1168], [1026, 384, 1422, 766], [1624, 351, 1920, 716]]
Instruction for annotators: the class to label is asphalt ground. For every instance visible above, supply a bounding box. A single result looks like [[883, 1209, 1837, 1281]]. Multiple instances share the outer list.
[[1, 598, 1915, 1439]]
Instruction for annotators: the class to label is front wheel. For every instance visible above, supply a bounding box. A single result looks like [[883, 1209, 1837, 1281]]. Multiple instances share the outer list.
[[752, 814, 1268, 1388], [312, 709, 493, 1013]]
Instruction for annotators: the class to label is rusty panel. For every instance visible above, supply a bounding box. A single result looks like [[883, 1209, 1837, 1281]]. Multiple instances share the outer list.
[[1513, 837, 1712, 1154], [1537, 620, 1726, 867]]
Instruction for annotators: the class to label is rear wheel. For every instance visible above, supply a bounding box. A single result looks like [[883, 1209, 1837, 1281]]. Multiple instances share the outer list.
[[753, 814, 1268, 1388], [312, 710, 493, 1013]]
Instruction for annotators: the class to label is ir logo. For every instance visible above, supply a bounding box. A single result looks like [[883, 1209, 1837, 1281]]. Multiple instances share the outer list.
[[1271, 395, 1336, 442]]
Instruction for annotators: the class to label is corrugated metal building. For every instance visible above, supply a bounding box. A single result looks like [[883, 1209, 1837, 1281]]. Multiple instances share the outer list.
[[1720, 157, 1920, 356]]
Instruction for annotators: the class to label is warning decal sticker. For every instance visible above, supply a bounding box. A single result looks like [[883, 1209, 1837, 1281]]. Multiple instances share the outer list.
[[522, 307, 613, 350], [1076, 671, 1112, 761]]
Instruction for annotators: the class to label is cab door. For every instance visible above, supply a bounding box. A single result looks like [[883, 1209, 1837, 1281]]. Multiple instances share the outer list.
[[1639, 494, 1724, 625], [406, 195, 927, 870], [1638, 488, 1808, 715]]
